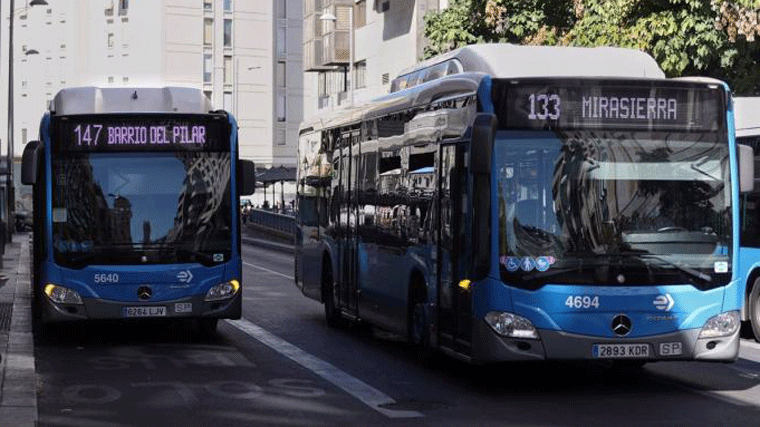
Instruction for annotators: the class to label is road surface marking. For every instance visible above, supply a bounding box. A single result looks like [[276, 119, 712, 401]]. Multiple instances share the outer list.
[[227, 318, 423, 419], [243, 261, 294, 280]]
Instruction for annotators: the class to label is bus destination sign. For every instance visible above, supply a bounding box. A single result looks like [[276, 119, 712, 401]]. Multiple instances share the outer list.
[[494, 79, 723, 131], [53, 114, 228, 152]]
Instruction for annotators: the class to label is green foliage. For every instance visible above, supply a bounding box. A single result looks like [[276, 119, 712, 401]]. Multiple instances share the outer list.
[[423, 0, 760, 94]]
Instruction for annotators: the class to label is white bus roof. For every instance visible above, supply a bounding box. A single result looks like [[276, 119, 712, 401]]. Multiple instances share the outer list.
[[51, 87, 214, 115], [396, 43, 665, 80], [733, 97, 760, 138]]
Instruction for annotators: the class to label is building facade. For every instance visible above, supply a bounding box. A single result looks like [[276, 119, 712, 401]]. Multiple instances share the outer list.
[[302, 0, 445, 122], [5, 0, 302, 175]]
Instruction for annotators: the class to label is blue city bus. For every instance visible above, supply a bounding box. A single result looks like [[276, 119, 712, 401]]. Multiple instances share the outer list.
[[732, 97, 760, 342], [295, 44, 754, 363], [22, 86, 256, 334]]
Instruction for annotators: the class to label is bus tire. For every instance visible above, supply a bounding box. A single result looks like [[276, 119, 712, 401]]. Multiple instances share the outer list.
[[322, 262, 341, 328], [408, 280, 433, 361], [749, 278, 760, 342]]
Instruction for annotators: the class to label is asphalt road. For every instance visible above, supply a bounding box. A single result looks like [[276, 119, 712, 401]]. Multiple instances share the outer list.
[[32, 244, 760, 427]]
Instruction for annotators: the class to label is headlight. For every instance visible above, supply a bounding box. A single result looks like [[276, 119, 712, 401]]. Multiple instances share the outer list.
[[44, 284, 83, 305], [205, 280, 240, 301], [484, 311, 539, 339], [699, 311, 740, 339]]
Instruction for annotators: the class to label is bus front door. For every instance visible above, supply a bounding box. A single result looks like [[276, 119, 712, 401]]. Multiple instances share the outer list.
[[437, 142, 472, 357]]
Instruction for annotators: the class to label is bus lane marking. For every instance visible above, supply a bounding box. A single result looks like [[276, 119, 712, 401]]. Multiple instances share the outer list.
[[243, 261, 294, 280], [226, 318, 424, 419]]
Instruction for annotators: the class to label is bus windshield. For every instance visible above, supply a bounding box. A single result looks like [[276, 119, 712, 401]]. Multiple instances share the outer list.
[[52, 152, 232, 267], [495, 130, 731, 289]]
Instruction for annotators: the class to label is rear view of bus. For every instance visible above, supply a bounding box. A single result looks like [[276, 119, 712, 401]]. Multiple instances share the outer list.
[[22, 87, 255, 334], [478, 77, 752, 362]]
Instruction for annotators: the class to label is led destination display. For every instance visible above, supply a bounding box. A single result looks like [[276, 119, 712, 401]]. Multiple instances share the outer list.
[[493, 79, 724, 131], [53, 114, 228, 152]]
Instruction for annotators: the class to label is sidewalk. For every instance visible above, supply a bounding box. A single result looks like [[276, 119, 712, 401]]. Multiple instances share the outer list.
[[0, 235, 37, 427]]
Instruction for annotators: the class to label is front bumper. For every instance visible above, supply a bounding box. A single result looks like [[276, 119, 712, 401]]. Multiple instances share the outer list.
[[472, 320, 739, 363], [41, 291, 242, 323]]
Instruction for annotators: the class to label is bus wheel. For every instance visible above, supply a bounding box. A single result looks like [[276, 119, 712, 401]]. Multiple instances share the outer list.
[[749, 278, 760, 342], [196, 318, 218, 337], [322, 264, 341, 328], [408, 286, 432, 361]]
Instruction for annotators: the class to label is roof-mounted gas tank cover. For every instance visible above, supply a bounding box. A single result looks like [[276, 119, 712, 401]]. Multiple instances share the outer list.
[[51, 86, 214, 115]]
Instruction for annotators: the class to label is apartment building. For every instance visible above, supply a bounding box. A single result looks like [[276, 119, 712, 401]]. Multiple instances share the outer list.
[[302, 0, 445, 121], [6, 0, 302, 171]]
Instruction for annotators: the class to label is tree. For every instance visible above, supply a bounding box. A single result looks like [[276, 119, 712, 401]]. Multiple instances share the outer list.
[[423, 0, 760, 94]]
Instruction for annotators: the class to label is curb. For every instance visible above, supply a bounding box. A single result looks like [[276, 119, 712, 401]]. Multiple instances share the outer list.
[[0, 237, 36, 427], [242, 237, 294, 254]]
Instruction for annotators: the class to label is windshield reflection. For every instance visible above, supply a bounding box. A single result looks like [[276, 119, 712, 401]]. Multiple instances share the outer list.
[[52, 152, 232, 267], [496, 130, 731, 289]]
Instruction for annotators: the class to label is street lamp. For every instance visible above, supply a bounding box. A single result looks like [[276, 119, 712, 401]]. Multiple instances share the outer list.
[[320, 8, 353, 108], [7, 0, 48, 241]]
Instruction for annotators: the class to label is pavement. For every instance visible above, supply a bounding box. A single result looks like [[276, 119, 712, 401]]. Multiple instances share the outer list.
[[0, 234, 36, 427], [0, 232, 288, 427]]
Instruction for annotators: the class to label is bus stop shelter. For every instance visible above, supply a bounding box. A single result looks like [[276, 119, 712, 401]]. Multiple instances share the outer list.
[[255, 165, 296, 212]]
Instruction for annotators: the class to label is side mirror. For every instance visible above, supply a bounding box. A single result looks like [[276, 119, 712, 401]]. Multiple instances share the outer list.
[[21, 140, 42, 185], [739, 143, 755, 193], [238, 159, 256, 196], [470, 113, 497, 281]]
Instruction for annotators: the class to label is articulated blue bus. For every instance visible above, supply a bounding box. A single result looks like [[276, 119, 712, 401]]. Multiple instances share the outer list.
[[296, 44, 754, 363], [22, 86, 256, 334]]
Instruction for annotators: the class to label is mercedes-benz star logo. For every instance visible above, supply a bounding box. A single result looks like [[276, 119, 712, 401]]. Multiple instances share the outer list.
[[137, 286, 152, 301], [611, 314, 632, 336]]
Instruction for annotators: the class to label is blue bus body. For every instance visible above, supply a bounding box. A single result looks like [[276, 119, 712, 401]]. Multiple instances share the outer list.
[[25, 87, 255, 330], [296, 44, 745, 363]]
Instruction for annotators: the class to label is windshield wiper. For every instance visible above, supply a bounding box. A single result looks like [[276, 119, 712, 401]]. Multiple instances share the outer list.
[[617, 252, 712, 283]]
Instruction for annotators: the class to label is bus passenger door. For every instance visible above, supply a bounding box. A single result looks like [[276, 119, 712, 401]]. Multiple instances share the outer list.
[[337, 133, 359, 317], [437, 142, 472, 356]]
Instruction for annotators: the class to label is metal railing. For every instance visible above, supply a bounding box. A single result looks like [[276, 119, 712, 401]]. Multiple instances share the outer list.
[[245, 209, 295, 238]]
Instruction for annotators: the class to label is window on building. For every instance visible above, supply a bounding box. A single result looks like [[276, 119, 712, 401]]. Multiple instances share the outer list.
[[204, 54, 212, 83], [204, 1, 212, 10], [277, 0, 286, 19], [107, 33, 114, 49], [277, 128, 286, 146], [277, 61, 286, 88], [277, 26, 286, 57], [224, 56, 232, 84], [318, 72, 327, 98], [204, 90, 212, 102], [204, 18, 213, 46], [355, 0, 366, 28], [22, 129, 27, 145], [224, 19, 232, 47], [224, 92, 232, 111], [354, 60, 366, 89], [277, 94, 286, 122], [224, 0, 233, 12], [118, 0, 128, 16]]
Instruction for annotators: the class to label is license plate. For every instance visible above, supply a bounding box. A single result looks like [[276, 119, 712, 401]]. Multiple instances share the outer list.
[[122, 306, 167, 318], [593, 343, 649, 359]]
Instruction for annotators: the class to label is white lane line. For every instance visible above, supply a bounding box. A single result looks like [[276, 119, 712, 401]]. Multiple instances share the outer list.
[[243, 261, 294, 280], [227, 318, 423, 419]]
